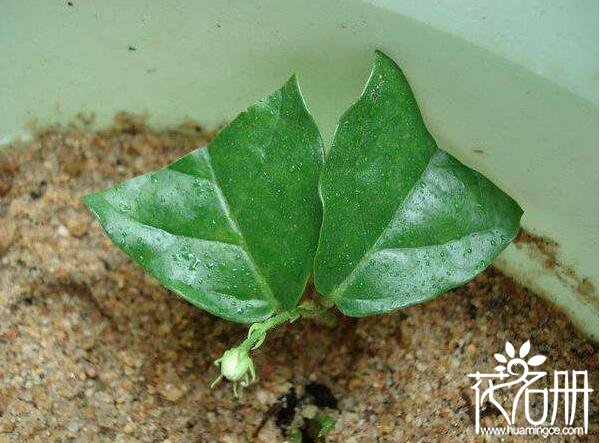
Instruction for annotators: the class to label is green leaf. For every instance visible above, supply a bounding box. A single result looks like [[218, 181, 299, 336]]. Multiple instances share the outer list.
[[314, 51, 523, 316], [85, 76, 324, 323]]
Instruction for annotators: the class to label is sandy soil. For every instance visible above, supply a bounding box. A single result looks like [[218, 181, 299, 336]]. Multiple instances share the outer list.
[[0, 116, 597, 442]]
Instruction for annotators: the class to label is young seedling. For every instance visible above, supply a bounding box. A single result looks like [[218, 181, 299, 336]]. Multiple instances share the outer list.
[[84, 51, 522, 397]]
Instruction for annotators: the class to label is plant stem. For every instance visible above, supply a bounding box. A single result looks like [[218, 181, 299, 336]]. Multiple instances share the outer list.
[[212, 299, 336, 393], [238, 299, 335, 352], [238, 308, 301, 352]]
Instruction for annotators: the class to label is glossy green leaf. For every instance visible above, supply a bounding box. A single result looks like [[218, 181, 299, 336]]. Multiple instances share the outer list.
[[85, 76, 324, 323], [314, 51, 523, 316]]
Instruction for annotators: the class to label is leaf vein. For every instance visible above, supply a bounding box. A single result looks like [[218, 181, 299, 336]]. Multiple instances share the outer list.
[[329, 150, 437, 301], [203, 149, 281, 309], [101, 197, 243, 249], [339, 227, 499, 302]]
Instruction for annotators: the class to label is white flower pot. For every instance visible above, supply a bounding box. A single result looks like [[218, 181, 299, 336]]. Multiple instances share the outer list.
[[1, 1, 597, 338]]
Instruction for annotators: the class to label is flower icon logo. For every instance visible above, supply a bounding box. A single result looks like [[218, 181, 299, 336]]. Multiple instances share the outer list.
[[493, 340, 547, 373], [468, 339, 592, 435]]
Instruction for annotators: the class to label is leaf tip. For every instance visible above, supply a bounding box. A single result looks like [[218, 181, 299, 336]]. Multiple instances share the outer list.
[[81, 192, 97, 210], [374, 48, 392, 62], [372, 49, 402, 71], [81, 192, 109, 229], [281, 73, 309, 109], [284, 73, 300, 93], [366, 49, 412, 99]]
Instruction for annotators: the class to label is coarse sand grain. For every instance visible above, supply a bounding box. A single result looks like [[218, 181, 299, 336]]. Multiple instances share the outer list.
[[0, 116, 597, 442]]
